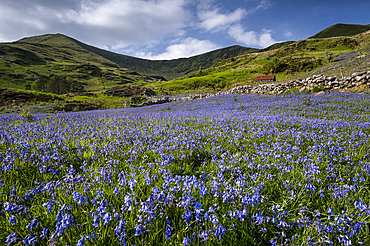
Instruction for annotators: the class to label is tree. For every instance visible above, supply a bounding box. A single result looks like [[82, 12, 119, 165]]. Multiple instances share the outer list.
[[46, 75, 70, 94], [33, 75, 48, 92], [69, 78, 84, 93], [33, 74, 85, 94]]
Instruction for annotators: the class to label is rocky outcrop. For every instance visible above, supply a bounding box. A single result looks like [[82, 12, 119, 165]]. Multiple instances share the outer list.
[[221, 71, 370, 95], [61, 103, 99, 112], [0, 89, 58, 106]]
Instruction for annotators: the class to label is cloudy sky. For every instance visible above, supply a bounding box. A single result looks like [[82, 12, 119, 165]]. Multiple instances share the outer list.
[[0, 0, 369, 60]]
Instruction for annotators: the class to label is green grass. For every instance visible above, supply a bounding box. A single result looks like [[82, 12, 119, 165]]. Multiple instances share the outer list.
[[155, 34, 369, 93], [66, 94, 129, 109]]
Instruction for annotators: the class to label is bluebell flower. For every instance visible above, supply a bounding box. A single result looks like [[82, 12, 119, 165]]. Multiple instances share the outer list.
[[183, 236, 191, 245], [129, 178, 137, 191], [8, 215, 16, 225], [135, 223, 144, 237], [198, 229, 209, 242], [4, 202, 15, 213], [114, 212, 121, 221], [77, 235, 87, 246], [165, 221, 173, 239], [209, 214, 219, 224], [123, 194, 132, 211], [96, 199, 107, 214], [213, 224, 225, 241], [41, 227, 49, 239], [93, 214, 100, 227], [182, 209, 193, 224], [26, 216, 40, 232], [115, 219, 127, 236], [199, 185, 207, 197], [103, 212, 112, 226], [5, 232, 18, 244], [23, 234, 38, 246], [194, 202, 204, 221], [61, 213, 74, 229]]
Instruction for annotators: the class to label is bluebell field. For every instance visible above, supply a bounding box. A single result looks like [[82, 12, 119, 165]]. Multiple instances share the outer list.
[[1, 93, 370, 245]]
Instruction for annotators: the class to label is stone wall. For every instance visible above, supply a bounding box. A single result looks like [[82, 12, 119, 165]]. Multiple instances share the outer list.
[[129, 93, 214, 107], [129, 71, 370, 107], [221, 71, 370, 95]]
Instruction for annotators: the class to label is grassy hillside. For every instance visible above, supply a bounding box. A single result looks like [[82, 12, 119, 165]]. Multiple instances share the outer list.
[[309, 23, 370, 39], [154, 32, 370, 93], [0, 33, 258, 93], [0, 34, 159, 92], [1, 24, 370, 96], [76, 42, 259, 80], [19, 34, 258, 80]]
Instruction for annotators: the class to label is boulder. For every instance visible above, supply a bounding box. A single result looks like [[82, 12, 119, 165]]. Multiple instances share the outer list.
[[352, 72, 366, 77], [315, 91, 325, 96]]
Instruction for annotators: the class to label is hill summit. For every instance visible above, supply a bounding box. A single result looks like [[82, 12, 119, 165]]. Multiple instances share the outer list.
[[309, 23, 370, 39]]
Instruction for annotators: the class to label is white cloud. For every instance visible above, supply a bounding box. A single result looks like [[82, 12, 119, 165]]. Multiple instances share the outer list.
[[196, 0, 275, 47], [197, 0, 272, 32], [0, 0, 279, 59], [255, 0, 273, 11], [137, 37, 219, 60], [284, 31, 293, 38], [198, 7, 246, 32], [227, 25, 276, 47], [0, 0, 190, 48]]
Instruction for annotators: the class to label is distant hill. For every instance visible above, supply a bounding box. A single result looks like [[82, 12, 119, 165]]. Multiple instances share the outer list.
[[19, 34, 258, 80], [0, 35, 157, 92], [0, 33, 258, 91], [1, 24, 370, 94], [309, 23, 370, 39], [154, 30, 370, 93]]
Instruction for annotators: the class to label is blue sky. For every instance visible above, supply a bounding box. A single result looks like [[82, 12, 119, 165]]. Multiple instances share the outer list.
[[0, 0, 369, 60]]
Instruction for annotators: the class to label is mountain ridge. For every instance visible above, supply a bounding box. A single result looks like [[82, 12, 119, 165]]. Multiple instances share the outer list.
[[18, 33, 259, 80], [1, 23, 370, 93]]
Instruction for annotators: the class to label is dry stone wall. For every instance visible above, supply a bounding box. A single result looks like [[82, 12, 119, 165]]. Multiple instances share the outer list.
[[221, 71, 370, 95], [129, 71, 370, 107]]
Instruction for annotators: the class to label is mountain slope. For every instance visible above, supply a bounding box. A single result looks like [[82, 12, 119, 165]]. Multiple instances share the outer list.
[[309, 23, 370, 39], [0, 35, 159, 91], [20, 34, 258, 80], [81, 43, 258, 80], [0, 33, 260, 91], [1, 25, 370, 94], [153, 31, 370, 92]]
